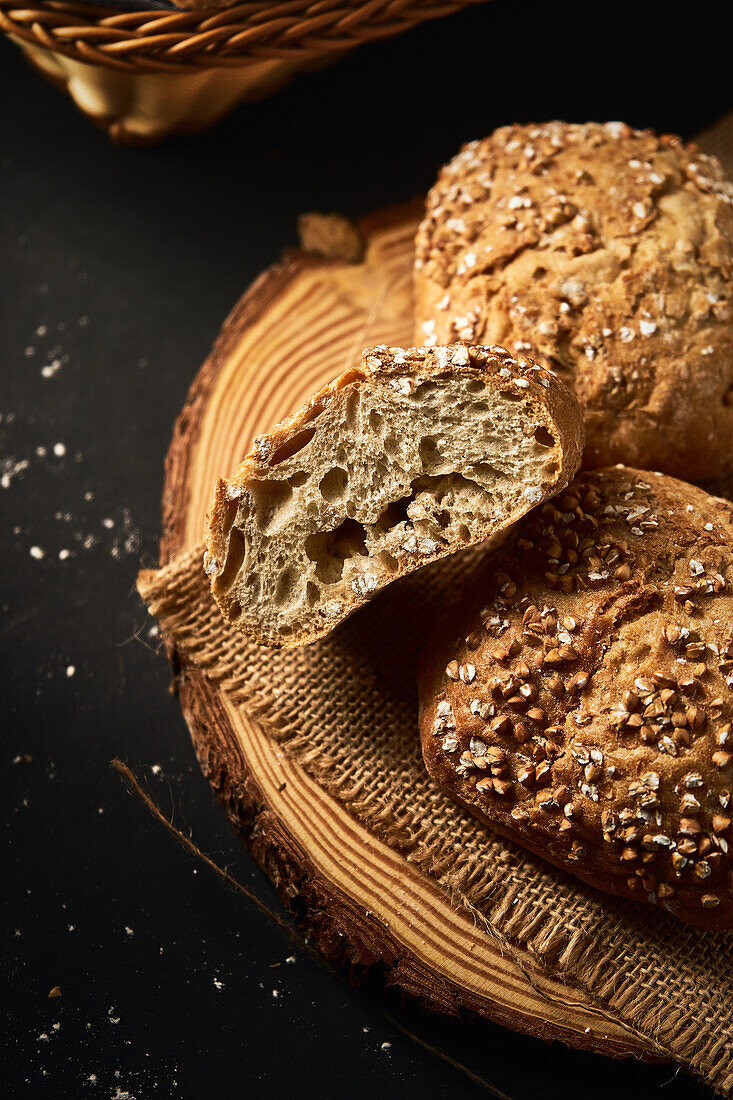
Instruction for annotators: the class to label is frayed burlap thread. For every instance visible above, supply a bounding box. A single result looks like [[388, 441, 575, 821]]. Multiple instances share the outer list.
[[139, 546, 733, 1096]]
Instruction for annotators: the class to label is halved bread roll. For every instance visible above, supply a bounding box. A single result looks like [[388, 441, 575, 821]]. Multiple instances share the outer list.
[[205, 344, 584, 647]]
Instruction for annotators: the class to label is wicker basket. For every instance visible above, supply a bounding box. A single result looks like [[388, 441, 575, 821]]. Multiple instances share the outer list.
[[1, 0, 487, 143]]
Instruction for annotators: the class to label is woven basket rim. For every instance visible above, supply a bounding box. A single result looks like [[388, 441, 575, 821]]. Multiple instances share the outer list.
[[1, 0, 488, 73]]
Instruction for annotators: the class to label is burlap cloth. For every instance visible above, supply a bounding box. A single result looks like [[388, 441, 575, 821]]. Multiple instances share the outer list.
[[140, 113, 733, 1097]]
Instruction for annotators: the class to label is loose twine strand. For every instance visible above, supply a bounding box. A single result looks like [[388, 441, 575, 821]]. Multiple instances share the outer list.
[[110, 757, 515, 1099]]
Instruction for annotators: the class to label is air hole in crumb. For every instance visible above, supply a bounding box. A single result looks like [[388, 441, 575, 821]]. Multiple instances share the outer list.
[[375, 497, 411, 534], [345, 389, 361, 427], [301, 396, 329, 426], [436, 510, 450, 529], [306, 581, 320, 607], [346, 500, 356, 518], [466, 379, 484, 394], [369, 410, 384, 432], [308, 551, 343, 585], [229, 600, 242, 621], [384, 434, 398, 456], [275, 567, 297, 606], [499, 389, 524, 403], [419, 436, 439, 472], [319, 467, 349, 502], [270, 426, 316, 465], [534, 426, 556, 447], [533, 266, 547, 279], [305, 518, 368, 584], [457, 524, 470, 541], [215, 527, 245, 594], [469, 401, 488, 414], [221, 498, 239, 537], [413, 380, 438, 400], [330, 517, 367, 559], [289, 471, 309, 488]]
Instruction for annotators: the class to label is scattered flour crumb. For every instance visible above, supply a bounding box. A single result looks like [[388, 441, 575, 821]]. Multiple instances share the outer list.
[[1, 457, 29, 489], [66, 665, 75, 678], [4, 418, 140, 562]]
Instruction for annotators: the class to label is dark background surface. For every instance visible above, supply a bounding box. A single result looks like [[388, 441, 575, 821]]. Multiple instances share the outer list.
[[1, 3, 730, 1097]]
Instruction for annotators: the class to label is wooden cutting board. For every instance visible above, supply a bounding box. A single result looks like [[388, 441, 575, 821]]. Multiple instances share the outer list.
[[157, 200, 655, 1060]]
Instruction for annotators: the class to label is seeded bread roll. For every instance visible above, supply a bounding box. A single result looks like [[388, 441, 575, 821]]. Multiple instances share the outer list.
[[414, 121, 733, 482], [418, 467, 733, 928], [205, 344, 584, 648]]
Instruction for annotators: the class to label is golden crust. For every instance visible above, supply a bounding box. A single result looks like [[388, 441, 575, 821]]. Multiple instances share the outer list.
[[415, 121, 733, 481], [205, 344, 584, 647], [419, 466, 733, 929]]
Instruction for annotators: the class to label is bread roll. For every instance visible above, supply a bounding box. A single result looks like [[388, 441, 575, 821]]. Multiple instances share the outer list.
[[414, 121, 733, 481], [419, 466, 733, 928], [205, 344, 583, 647]]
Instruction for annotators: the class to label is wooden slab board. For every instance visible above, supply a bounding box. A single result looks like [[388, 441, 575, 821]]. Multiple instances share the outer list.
[[158, 200, 657, 1061]]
